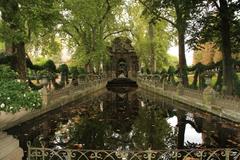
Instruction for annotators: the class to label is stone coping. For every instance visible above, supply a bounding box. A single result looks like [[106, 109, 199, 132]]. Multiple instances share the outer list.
[[0, 80, 107, 131], [138, 81, 240, 123]]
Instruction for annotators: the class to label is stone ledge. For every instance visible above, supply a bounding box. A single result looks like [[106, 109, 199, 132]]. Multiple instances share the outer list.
[[0, 81, 107, 131], [138, 81, 240, 123]]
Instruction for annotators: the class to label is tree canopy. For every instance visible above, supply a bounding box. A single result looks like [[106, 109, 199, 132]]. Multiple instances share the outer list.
[[0, 0, 240, 95]]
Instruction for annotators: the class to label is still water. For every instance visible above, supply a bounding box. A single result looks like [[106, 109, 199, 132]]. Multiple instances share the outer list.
[[7, 88, 240, 158]]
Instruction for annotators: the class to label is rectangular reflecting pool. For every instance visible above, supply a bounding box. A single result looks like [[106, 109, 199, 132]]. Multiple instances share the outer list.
[[6, 88, 240, 159]]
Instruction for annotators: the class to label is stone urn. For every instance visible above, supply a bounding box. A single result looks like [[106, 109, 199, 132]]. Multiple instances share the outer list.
[[176, 81, 184, 95], [203, 85, 215, 105]]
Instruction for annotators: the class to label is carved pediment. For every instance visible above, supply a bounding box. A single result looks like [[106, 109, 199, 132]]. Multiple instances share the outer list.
[[110, 37, 135, 54]]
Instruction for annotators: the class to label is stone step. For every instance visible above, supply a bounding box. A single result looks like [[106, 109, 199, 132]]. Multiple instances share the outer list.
[[0, 132, 8, 139], [0, 139, 19, 159], [1, 147, 24, 160], [0, 132, 23, 160], [0, 135, 15, 148]]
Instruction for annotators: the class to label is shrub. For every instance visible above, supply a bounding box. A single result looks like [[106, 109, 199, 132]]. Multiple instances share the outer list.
[[0, 65, 42, 113]]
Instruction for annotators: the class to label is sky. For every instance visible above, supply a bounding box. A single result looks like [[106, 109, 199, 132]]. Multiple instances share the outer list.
[[167, 116, 202, 144], [168, 46, 193, 66]]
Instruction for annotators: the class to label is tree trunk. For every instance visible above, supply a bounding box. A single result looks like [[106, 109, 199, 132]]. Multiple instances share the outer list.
[[178, 31, 189, 86], [14, 42, 27, 80], [149, 22, 156, 73], [175, 2, 189, 86], [219, 0, 233, 95], [5, 42, 27, 80], [191, 70, 199, 88], [92, 27, 97, 51], [214, 67, 223, 91], [2, 1, 27, 80], [177, 113, 186, 149]]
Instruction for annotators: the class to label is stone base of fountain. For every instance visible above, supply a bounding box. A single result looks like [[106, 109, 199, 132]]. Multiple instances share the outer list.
[[106, 78, 138, 93]]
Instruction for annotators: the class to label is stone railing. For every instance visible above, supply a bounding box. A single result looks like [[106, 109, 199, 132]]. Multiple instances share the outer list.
[[0, 75, 109, 131], [137, 75, 240, 122], [42, 76, 108, 107]]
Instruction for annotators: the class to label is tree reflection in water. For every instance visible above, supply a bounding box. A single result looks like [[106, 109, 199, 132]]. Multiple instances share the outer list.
[[7, 87, 240, 159], [68, 88, 176, 151]]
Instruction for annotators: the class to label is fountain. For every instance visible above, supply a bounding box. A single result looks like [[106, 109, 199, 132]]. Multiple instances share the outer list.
[[106, 37, 138, 93]]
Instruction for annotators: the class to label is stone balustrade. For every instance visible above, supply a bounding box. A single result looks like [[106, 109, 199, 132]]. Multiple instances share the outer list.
[[0, 76, 108, 131], [0, 75, 108, 160], [42, 78, 107, 107], [137, 75, 240, 123]]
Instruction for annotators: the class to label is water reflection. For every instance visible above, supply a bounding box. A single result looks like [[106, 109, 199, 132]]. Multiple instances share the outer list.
[[7, 88, 240, 159]]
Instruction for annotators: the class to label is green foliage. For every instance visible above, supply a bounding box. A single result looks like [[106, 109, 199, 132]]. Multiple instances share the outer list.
[[0, 0, 62, 44], [0, 65, 17, 79], [70, 67, 79, 76], [0, 41, 4, 52], [0, 0, 63, 71], [32, 56, 49, 65], [61, 0, 124, 68], [44, 60, 57, 73], [27, 33, 63, 61], [168, 66, 175, 74], [78, 68, 86, 74], [128, 2, 174, 70], [58, 64, 69, 74], [140, 0, 200, 34], [58, 64, 69, 85], [69, 46, 88, 68], [140, 0, 201, 85], [188, 0, 240, 53], [233, 73, 240, 96], [0, 65, 41, 113]]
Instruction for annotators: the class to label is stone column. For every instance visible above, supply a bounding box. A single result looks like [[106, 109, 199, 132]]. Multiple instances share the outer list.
[[203, 75, 215, 105], [203, 85, 215, 105], [162, 79, 165, 90], [41, 86, 48, 107], [177, 82, 184, 95]]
